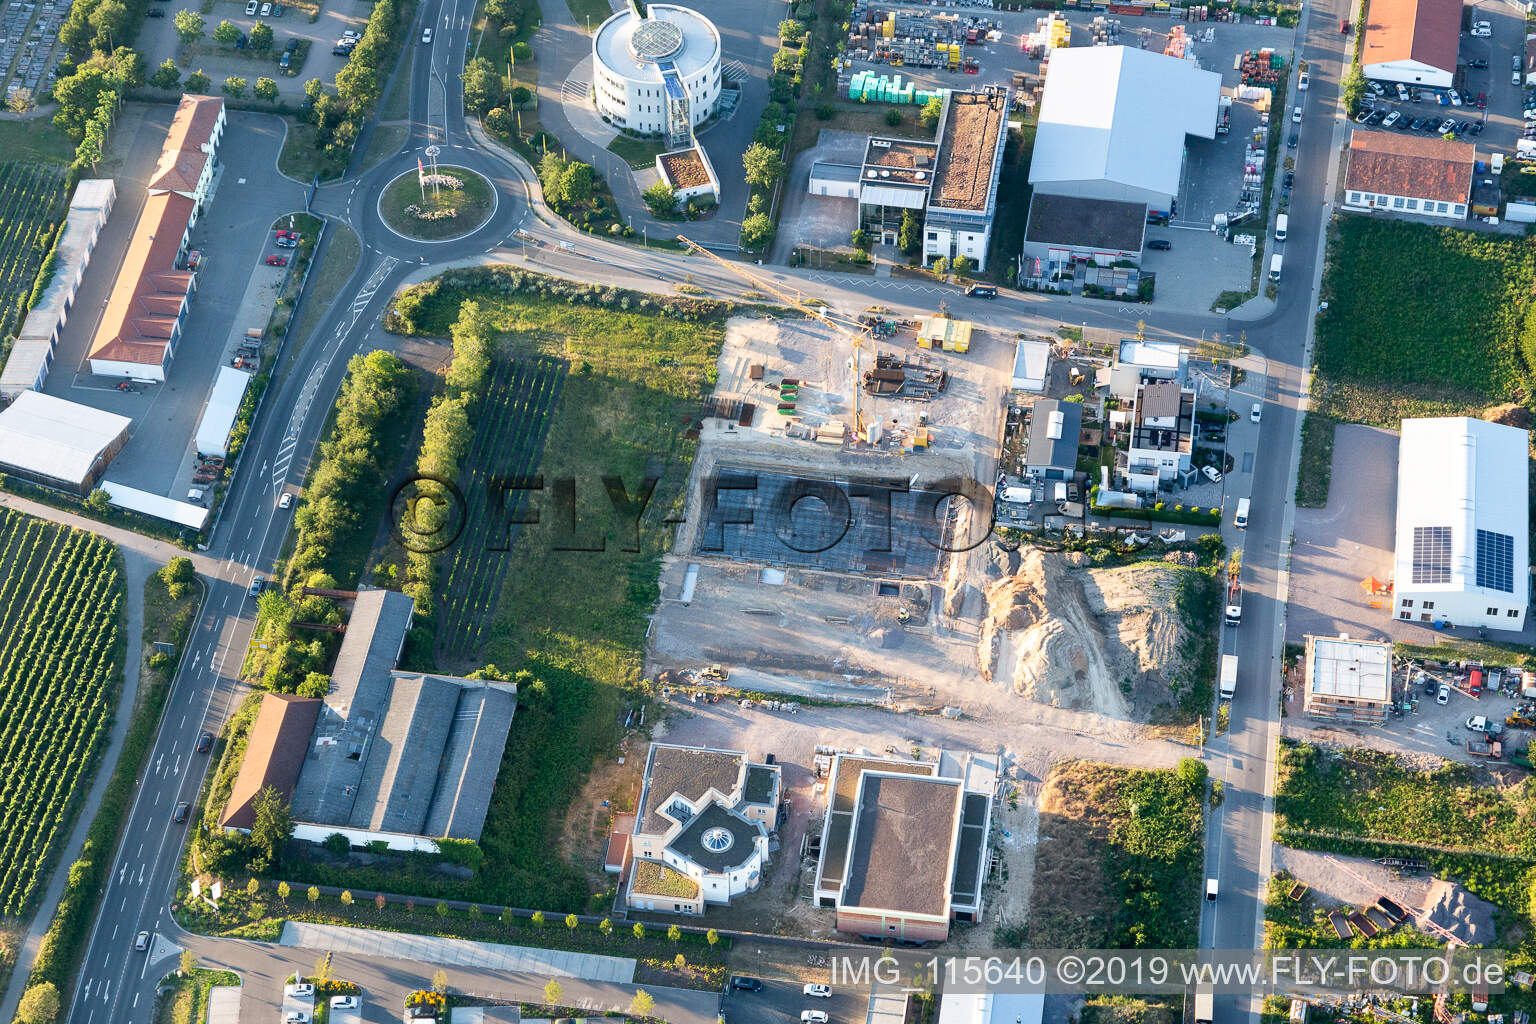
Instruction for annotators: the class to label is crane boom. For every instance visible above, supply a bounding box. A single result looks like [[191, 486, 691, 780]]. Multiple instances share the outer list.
[[675, 234, 870, 436]]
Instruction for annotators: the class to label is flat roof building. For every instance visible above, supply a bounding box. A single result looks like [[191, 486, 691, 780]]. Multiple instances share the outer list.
[[1392, 417, 1530, 632], [923, 88, 1011, 272], [1303, 635, 1393, 725], [0, 179, 115, 398], [814, 751, 995, 941], [627, 743, 780, 915], [1362, 0, 1460, 87], [1011, 339, 1051, 393], [1109, 339, 1187, 399], [0, 391, 130, 494], [592, 3, 721, 147]]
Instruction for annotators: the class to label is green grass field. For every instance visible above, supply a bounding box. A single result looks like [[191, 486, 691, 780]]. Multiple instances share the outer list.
[[1315, 219, 1536, 425], [376, 268, 731, 909]]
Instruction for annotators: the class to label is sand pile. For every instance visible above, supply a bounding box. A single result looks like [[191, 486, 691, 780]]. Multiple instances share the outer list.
[[1421, 880, 1497, 945], [978, 550, 1198, 721]]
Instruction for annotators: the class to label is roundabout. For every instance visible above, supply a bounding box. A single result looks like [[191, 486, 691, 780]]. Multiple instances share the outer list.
[[377, 162, 497, 242]]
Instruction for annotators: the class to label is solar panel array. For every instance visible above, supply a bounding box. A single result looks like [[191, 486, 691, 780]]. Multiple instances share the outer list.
[[1410, 526, 1452, 585], [1475, 529, 1515, 593]]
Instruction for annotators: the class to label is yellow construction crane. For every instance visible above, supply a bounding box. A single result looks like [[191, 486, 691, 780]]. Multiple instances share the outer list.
[[674, 234, 872, 438]]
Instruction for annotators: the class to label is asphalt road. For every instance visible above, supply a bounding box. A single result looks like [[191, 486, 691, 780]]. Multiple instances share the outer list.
[[46, 0, 1354, 1016]]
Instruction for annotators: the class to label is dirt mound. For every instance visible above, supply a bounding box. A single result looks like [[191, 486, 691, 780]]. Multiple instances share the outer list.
[[1481, 403, 1532, 428], [979, 550, 1197, 721], [1421, 880, 1496, 945]]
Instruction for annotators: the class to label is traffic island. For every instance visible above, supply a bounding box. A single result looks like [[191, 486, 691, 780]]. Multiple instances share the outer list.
[[378, 165, 495, 241]]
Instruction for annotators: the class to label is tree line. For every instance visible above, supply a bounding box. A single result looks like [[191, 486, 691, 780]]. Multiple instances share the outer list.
[[401, 300, 495, 618]]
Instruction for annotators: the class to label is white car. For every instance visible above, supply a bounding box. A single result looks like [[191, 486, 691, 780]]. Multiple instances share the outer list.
[[286, 983, 315, 997], [283, 1014, 309, 1024], [134, 931, 150, 951], [802, 1013, 829, 1024], [244, 0, 257, 11], [1291, 105, 1302, 123], [1437, 684, 1450, 705], [279, 492, 293, 509], [330, 996, 360, 1010], [341, 28, 361, 38], [1298, 71, 1309, 90], [1381, 110, 1400, 128], [421, 26, 432, 43], [1201, 464, 1223, 483], [804, 985, 832, 998], [260, 2, 271, 13], [1395, 83, 1410, 102], [1250, 402, 1262, 423]]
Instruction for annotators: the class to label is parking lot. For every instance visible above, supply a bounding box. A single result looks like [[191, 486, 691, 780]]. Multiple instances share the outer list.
[[42, 106, 307, 496], [1346, 0, 1532, 227], [137, 0, 375, 99], [1285, 655, 1534, 769], [1289, 422, 1536, 648]]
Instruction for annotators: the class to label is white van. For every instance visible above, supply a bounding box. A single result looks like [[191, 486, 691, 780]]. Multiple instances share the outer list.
[[1234, 497, 1250, 528], [1493, 152, 1505, 174], [1275, 213, 1288, 241], [1269, 253, 1283, 281]]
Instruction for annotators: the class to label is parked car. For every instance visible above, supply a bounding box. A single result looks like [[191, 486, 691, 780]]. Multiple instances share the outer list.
[[278, 51, 290, 69], [1437, 683, 1451, 705], [1476, 92, 1487, 107], [1288, 132, 1298, 148], [1283, 170, 1295, 188], [146, 8, 164, 16], [134, 931, 150, 951], [1147, 239, 1172, 251], [802, 1013, 829, 1024], [805, 985, 833, 998], [1201, 464, 1223, 483], [279, 492, 293, 509], [331, 997, 360, 1010], [1449, 89, 1463, 106], [284, 1014, 310, 1024], [287, 984, 316, 997], [1469, 58, 1488, 68], [1298, 71, 1309, 90], [272, 3, 284, 14], [284, 36, 298, 51], [1366, 109, 1385, 124], [260, 2, 271, 13], [963, 283, 996, 298], [333, 44, 351, 54], [196, 731, 214, 753], [1470, 121, 1484, 134], [1291, 105, 1302, 123], [265, 254, 289, 266], [1438, 118, 1457, 134], [245, 0, 257, 12], [1395, 83, 1410, 101], [1382, 110, 1401, 128], [173, 801, 190, 823], [1354, 108, 1371, 123], [421, 26, 433, 43], [730, 977, 764, 992], [342, 28, 361, 37]]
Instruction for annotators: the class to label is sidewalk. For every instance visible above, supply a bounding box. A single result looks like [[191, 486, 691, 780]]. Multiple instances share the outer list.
[[280, 922, 637, 982]]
